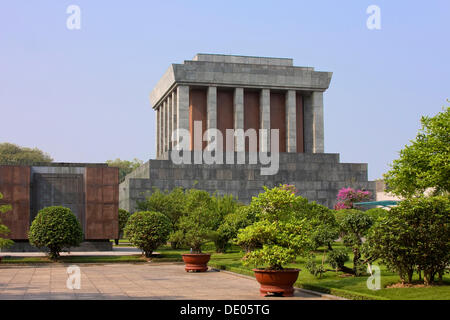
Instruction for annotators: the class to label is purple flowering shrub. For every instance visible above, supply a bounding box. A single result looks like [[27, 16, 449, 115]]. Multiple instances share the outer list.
[[334, 187, 372, 210]]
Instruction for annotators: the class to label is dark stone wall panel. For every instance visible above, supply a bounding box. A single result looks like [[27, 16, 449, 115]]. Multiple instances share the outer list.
[[217, 89, 234, 151], [270, 92, 286, 152], [189, 88, 207, 150], [244, 90, 260, 152], [85, 167, 119, 240]]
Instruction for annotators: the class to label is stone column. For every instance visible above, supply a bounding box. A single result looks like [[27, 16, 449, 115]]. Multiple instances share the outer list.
[[158, 103, 164, 157], [234, 88, 244, 151], [176, 85, 190, 147], [163, 100, 167, 153], [171, 91, 177, 149], [167, 96, 172, 151], [156, 107, 160, 157], [303, 91, 324, 153], [260, 89, 270, 152], [286, 90, 297, 152]]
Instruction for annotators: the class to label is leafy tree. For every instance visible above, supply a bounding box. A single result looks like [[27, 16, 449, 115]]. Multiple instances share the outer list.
[[124, 211, 171, 257], [237, 186, 312, 270], [106, 158, 143, 183], [0, 192, 14, 250], [28, 206, 83, 260], [212, 205, 254, 253], [175, 189, 219, 253], [384, 106, 450, 197], [365, 197, 450, 285], [0, 142, 52, 165], [137, 187, 186, 248], [339, 210, 373, 275], [138, 187, 186, 228], [293, 197, 339, 250]]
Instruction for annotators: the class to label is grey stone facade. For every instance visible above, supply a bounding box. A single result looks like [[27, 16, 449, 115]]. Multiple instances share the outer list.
[[119, 152, 375, 212], [118, 54, 375, 211]]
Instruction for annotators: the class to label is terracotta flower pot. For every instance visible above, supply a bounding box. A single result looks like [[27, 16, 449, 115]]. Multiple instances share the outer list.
[[253, 268, 300, 297], [182, 253, 211, 272]]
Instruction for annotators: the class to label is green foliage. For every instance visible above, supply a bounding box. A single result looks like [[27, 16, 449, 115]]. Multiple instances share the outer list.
[[305, 255, 326, 278], [0, 142, 52, 165], [137, 187, 187, 248], [237, 186, 312, 270], [249, 185, 297, 222], [210, 195, 244, 253], [0, 192, 14, 249], [364, 208, 388, 223], [384, 105, 450, 197], [28, 206, 83, 260], [124, 211, 171, 257], [118, 209, 131, 238], [106, 158, 143, 183], [326, 248, 350, 272], [293, 197, 339, 250], [176, 189, 219, 253], [339, 210, 373, 275], [365, 196, 450, 285]]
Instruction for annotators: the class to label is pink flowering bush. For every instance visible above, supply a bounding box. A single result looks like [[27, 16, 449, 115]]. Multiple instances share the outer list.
[[334, 187, 372, 210]]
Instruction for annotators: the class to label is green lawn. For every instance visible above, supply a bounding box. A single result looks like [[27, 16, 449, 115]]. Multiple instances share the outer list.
[[157, 242, 450, 300]]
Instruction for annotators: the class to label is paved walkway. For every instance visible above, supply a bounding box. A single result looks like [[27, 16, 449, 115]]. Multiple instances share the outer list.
[[0, 263, 339, 300], [1, 247, 142, 257]]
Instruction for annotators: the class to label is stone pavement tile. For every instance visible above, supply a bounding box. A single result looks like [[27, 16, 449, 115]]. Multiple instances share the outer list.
[[0, 263, 338, 300]]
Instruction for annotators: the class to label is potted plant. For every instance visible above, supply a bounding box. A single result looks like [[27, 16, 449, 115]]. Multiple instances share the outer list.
[[176, 189, 219, 272], [236, 185, 312, 296]]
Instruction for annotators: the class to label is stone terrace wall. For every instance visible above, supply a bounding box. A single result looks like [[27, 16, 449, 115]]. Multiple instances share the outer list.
[[119, 152, 375, 212]]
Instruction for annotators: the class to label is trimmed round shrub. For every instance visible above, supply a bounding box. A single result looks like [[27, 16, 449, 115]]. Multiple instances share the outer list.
[[124, 211, 171, 257], [28, 206, 83, 260]]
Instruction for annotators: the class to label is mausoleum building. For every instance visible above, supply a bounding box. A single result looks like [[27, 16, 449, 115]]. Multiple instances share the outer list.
[[119, 54, 375, 211]]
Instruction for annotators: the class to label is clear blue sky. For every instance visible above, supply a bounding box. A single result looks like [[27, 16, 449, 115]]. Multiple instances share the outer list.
[[1, 0, 448, 180]]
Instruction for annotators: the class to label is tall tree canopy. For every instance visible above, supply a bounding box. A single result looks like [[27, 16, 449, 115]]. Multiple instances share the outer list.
[[0, 142, 53, 165], [384, 104, 449, 197], [106, 158, 143, 182]]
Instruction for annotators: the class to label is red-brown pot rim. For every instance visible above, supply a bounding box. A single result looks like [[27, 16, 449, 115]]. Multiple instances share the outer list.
[[252, 268, 300, 273], [182, 253, 211, 257]]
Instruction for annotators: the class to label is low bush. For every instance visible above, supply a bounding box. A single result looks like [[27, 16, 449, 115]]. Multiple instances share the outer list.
[[124, 211, 171, 257], [28, 206, 83, 260], [326, 248, 350, 272]]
